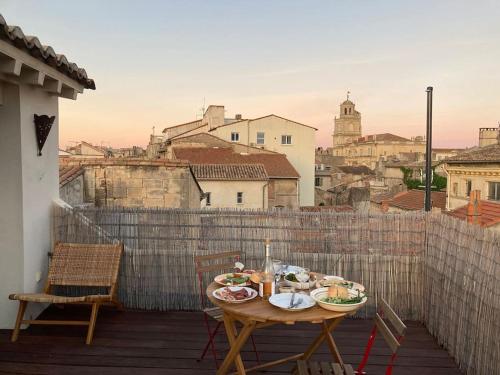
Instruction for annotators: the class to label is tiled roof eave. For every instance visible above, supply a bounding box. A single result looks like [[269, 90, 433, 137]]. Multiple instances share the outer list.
[[0, 14, 95, 89]]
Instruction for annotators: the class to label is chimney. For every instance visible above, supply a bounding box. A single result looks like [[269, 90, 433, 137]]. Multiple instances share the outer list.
[[381, 199, 390, 213], [466, 190, 482, 225], [235, 114, 242, 120]]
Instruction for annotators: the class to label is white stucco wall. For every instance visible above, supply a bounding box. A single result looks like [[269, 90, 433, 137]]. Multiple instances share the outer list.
[[200, 180, 268, 209], [210, 116, 315, 206], [0, 82, 59, 328]]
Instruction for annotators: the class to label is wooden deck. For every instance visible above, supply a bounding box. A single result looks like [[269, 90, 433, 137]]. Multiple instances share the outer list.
[[0, 305, 462, 375]]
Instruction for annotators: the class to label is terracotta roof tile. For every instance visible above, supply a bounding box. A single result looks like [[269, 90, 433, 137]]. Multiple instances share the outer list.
[[173, 147, 299, 178], [388, 189, 446, 211], [0, 14, 95, 89], [445, 144, 500, 163], [59, 165, 83, 187], [446, 200, 500, 227], [300, 205, 354, 212], [191, 164, 268, 181]]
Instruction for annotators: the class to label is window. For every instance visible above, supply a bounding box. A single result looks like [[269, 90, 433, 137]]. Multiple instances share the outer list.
[[344, 108, 347, 115], [349, 108, 352, 114], [315, 177, 322, 187], [205, 192, 211, 206], [236, 192, 243, 204], [256, 132, 265, 145], [452, 183, 458, 196], [466, 180, 472, 197], [281, 135, 292, 145], [489, 182, 500, 201], [231, 132, 239, 142]]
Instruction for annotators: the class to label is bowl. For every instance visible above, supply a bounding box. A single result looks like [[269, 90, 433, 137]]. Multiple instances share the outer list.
[[310, 287, 367, 313], [283, 273, 317, 290]]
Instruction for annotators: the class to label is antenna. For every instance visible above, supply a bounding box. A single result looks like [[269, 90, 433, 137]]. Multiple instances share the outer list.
[[152, 126, 155, 136], [347, 91, 350, 101], [196, 97, 206, 119]]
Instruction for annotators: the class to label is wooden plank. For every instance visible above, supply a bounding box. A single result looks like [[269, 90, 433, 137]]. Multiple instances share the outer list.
[[374, 314, 400, 353], [378, 298, 406, 336]]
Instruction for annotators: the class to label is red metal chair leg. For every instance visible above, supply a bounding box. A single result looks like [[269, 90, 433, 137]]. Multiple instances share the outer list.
[[356, 324, 377, 375], [199, 314, 222, 368]]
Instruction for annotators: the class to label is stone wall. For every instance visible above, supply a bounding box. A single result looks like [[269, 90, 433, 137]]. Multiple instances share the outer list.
[[268, 178, 299, 208], [82, 163, 201, 208]]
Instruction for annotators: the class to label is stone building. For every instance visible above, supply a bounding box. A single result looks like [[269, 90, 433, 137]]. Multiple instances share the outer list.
[[66, 141, 108, 158], [172, 146, 300, 209], [479, 126, 499, 148], [158, 105, 316, 206], [59, 159, 203, 208], [331, 97, 426, 168], [443, 141, 500, 210]]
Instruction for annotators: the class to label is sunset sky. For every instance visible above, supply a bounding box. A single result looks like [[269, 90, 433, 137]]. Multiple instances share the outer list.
[[1, 0, 499, 149]]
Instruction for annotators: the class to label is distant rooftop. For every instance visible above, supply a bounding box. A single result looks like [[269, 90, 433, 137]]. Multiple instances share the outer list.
[[0, 14, 95, 89], [445, 144, 500, 163], [173, 147, 299, 178], [446, 200, 500, 228], [191, 164, 268, 181], [388, 189, 446, 211]]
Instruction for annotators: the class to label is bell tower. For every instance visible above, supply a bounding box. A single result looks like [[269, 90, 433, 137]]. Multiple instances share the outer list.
[[333, 92, 362, 148]]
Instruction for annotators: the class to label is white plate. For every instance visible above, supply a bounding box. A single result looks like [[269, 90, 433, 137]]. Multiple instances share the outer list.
[[269, 293, 316, 311], [212, 286, 257, 303], [214, 273, 251, 286], [310, 287, 367, 313]]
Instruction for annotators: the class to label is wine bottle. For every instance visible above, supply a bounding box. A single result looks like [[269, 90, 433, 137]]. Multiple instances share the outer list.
[[259, 239, 275, 300]]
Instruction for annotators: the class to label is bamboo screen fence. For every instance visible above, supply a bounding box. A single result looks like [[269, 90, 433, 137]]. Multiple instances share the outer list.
[[52, 206, 499, 375]]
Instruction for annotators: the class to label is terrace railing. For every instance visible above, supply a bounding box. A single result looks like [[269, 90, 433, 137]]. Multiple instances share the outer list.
[[52, 206, 499, 375]]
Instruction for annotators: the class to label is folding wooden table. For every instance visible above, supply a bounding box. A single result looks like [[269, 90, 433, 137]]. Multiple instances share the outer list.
[[207, 282, 347, 375]]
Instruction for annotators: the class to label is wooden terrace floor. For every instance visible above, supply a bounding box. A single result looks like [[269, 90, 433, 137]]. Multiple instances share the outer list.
[[0, 306, 462, 375]]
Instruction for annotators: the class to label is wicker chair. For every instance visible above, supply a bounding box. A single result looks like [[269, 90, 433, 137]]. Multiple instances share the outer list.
[[9, 242, 123, 345]]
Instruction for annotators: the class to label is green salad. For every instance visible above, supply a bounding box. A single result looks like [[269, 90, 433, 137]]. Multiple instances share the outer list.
[[321, 291, 364, 305], [223, 274, 249, 285], [285, 273, 299, 282]]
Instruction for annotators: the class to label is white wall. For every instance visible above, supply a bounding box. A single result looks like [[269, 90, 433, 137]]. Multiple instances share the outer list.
[[200, 180, 268, 209], [0, 83, 24, 328], [211, 116, 315, 206], [0, 82, 59, 328]]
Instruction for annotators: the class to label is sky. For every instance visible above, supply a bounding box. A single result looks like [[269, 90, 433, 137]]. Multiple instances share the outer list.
[[1, 0, 499, 149]]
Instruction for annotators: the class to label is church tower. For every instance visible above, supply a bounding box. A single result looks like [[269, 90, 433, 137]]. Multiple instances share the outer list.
[[332, 93, 362, 148]]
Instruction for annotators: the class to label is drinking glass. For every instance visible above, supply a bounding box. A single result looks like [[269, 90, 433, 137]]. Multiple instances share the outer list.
[[272, 259, 283, 283]]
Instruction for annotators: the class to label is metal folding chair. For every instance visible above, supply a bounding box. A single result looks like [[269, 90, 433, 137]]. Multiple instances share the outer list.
[[194, 251, 260, 367]]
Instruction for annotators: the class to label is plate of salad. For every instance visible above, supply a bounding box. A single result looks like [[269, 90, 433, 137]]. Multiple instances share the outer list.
[[214, 273, 250, 286], [310, 287, 367, 312]]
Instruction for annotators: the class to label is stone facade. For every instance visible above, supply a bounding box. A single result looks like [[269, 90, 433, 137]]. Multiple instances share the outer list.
[[60, 159, 202, 208], [479, 127, 499, 148], [332, 98, 426, 169]]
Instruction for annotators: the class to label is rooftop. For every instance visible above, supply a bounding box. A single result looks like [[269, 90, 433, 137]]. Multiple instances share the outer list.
[[446, 200, 500, 228], [337, 165, 375, 175], [389, 189, 446, 211], [0, 13, 95, 89], [58, 165, 83, 187], [173, 147, 299, 178], [445, 144, 500, 163], [191, 163, 268, 181], [353, 133, 414, 144]]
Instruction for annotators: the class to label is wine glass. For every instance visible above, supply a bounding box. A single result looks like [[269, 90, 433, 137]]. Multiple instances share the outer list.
[[272, 259, 283, 283]]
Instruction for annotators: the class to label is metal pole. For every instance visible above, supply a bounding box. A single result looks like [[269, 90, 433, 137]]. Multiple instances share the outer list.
[[425, 87, 433, 211]]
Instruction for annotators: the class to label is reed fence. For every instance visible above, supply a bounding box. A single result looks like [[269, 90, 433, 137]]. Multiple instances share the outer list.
[[52, 205, 499, 375]]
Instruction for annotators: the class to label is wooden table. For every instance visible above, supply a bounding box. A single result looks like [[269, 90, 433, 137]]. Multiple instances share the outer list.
[[207, 282, 347, 375]]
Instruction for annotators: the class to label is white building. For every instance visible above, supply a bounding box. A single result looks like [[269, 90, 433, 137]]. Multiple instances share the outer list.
[[0, 14, 95, 328], [191, 164, 269, 209], [160, 105, 316, 206]]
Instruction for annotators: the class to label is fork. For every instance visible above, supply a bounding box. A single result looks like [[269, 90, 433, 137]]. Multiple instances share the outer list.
[[291, 297, 303, 309]]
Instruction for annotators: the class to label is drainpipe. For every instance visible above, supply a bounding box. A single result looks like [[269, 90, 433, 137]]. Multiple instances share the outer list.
[[442, 163, 450, 210], [262, 181, 269, 209]]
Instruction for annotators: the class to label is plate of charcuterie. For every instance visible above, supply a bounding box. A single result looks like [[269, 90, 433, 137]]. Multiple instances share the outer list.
[[212, 286, 258, 303]]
